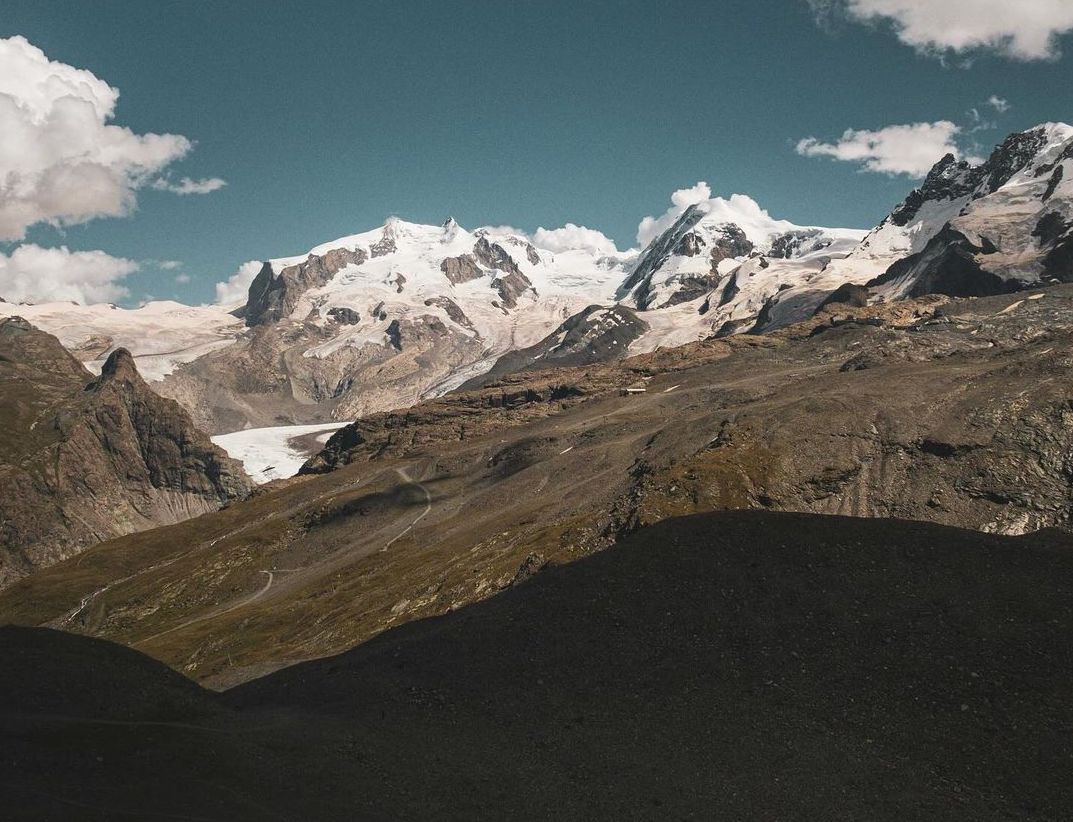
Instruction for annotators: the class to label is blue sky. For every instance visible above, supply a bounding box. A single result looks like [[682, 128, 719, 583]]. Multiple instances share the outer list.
[[1, 0, 1072, 305]]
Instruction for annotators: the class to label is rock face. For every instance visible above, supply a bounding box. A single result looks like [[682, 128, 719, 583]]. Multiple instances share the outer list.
[[245, 247, 369, 326], [460, 304, 649, 388], [0, 318, 251, 586]]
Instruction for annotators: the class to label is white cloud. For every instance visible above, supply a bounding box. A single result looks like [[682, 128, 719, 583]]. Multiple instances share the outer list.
[[635, 183, 802, 248], [214, 259, 262, 305], [174, 273, 191, 284], [152, 176, 228, 195], [0, 244, 137, 304], [636, 182, 713, 246], [156, 259, 182, 270], [531, 223, 619, 255], [0, 35, 219, 241], [812, 0, 1073, 61], [795, 121, 967, 176], [987, 95, 1011, 113]]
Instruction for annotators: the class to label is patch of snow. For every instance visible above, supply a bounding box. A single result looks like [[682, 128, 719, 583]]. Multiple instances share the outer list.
[[212, 422, 348, 484]]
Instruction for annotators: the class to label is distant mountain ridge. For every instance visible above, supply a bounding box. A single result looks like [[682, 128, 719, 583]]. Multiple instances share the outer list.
[[2, 123, 1070, 438]]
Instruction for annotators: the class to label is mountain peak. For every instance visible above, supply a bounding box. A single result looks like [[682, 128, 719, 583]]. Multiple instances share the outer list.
[[97, 347, 141, 384]]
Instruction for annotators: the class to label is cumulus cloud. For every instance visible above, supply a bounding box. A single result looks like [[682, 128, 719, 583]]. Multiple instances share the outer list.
[[810, 0, 1073, 61], [531, 223, 619, 255], [173, 272, 191, 284], [636, 182, 713, 246], [795, 121, 967, 176], [151, 176, 228, 195], [0, 244, 137, 304], [214, 259, 262, 305], [155, 259, 182, 270], [635, 183, 799, 248], [0, 35, 222, 241]]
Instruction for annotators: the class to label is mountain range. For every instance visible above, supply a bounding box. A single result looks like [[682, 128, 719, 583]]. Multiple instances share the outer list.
[[3, 123, 1070, 445]]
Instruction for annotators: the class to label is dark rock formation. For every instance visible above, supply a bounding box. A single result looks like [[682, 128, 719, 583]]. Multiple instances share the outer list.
[[423, 296, 475, 331], [769, 229, 825, 259], [460, 304, 648, 388], [816, 282, 870, 312], [618, 204, 707, 306], [492, 269, 534, 309], [709, 224, 754, 263], [473, 237, 523, 278], [870, 227, 1024, 298], [889, 154, 982, 227], [622, 207, 754, 309], [440, 253, 484, 284], [245, 247, 367, 326], [326, 306, 361, 325]]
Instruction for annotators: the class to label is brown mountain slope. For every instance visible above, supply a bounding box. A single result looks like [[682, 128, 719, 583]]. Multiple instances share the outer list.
[[3, 511, 1072, 820], [0, 318, 252, 587], [1, 286, 1071, 683]]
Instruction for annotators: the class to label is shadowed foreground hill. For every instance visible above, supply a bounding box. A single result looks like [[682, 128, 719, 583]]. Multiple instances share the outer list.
[[3, 510, 1072, 821]]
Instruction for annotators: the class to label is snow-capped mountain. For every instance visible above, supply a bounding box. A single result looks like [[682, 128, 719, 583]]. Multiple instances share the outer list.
[[825, 123, 1073, 299], [618, 195, 866, 312], [613, 196, 867, 339], [242, 215, 634, 359], [5, 122, 1071, 444]]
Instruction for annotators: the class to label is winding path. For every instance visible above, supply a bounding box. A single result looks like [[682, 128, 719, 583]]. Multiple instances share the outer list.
[[134, 570, 276, 648], [383, 467, 433, 550]]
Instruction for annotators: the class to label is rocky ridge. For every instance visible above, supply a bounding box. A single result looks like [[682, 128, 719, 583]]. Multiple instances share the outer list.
[[0, 317, 251, 586]]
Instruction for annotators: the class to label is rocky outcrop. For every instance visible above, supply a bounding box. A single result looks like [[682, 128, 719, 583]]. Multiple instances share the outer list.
[[460, 304, 648, 388], [815, 283, 870, 311], [618, 204, 707, 307], [0, 320, 251, 586], [889, 154, 983, 227], [870, 226, 1024, 298], [492, 269, 534, 309], [440, 253, 484, 284], [768, 230, 826, 259], [245, 247, 367, 326], [326, 306, 360, 325]]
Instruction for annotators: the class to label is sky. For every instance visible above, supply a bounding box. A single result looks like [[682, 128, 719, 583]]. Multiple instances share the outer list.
[[1, 0, 1072, 306]]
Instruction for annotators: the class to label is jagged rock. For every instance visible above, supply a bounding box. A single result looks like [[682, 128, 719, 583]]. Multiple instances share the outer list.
[[492, 269, 534, 309], [461, 304, 648, 387], [0, 322, 251, 587], [816, 283, 870, 311], [709, 224, 754, 264], [870, 227, 1023, 298], [890, 154, 983, 227], [473, 236, 523, 278], [769, 230, 825, 259], [245, 247, 367, 326], [510, 552, 547, 585], [369, 223, 397, 257], [326, 307, 361, 325], [423, 296, 475, 331], [440, 254, 484, 284]]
